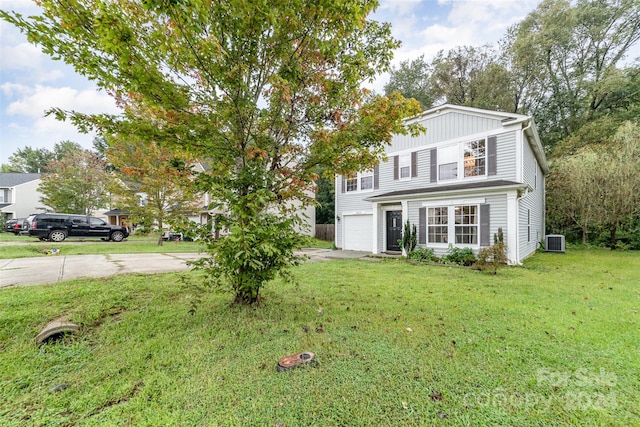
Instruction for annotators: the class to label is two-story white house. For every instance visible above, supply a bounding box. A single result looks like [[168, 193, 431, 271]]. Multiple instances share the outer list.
[[0, 173, 46, 219], [334, 104, 549, 264]]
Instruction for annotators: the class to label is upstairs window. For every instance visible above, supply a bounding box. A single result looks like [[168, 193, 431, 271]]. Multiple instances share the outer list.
[[438, 145, 458, 180], [346, 175, 358, 192], [463, 139, 486, 177], [399, 153, 411, 179], [360, 174, 373, 190], [438, 138, 488, 181], [344, 171, 374, 193]]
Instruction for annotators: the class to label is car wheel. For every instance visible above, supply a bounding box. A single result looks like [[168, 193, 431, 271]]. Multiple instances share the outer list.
[[110, 231, 125, 242], [49, 230, 67, 242]]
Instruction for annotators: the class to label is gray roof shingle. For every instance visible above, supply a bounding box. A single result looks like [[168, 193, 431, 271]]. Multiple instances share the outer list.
[[0, 173, 41, 187]]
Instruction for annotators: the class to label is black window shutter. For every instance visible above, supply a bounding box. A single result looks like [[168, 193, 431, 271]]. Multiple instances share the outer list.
[[480, 204, 490, 246], [418, 207, 426, 244], [430, 148, 437, 183], [341, 176, 345, 193], [393, 156, 399, 180], [487, 136, 497, 176], [374, 165, 379, 189], [411, 152, 418, 177]]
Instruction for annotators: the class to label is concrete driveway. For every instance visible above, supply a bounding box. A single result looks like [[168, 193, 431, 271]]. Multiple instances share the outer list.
[[0, 249, 371, 288]]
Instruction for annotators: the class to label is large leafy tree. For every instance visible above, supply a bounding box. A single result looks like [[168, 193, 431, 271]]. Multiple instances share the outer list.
[[106, 135, 201, 246], [384, 46, 517, 113], [430, 45, 514, 111], [546, 122, 640, 247], [1, 141, 83, 173], [39, 149, 111, 215], [384, 55, 434, 109], [1, 0, 422, 304], [507, 0, 640, 149]]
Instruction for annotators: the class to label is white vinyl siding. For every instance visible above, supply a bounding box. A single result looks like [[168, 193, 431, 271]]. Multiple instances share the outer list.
[[519, 136, 545, 259], [388, 111, 504, 152]]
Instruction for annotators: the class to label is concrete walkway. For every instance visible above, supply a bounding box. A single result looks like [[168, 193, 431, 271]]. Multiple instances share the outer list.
[[0, 249, 371, 288]]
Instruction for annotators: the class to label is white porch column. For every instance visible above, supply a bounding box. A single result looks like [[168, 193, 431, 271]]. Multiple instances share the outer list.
[[506, 191, 519, 264], [372, 202, 379, 254]]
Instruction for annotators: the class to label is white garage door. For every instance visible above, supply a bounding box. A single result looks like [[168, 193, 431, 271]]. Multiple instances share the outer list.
[[343, 214, 373, 251]]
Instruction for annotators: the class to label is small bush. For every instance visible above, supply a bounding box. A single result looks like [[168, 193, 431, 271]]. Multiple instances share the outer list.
[[400, 220, 417, 255], [409, 247, 437, 263], [441, 246, 476, 266], [474, 228, 508, 274]]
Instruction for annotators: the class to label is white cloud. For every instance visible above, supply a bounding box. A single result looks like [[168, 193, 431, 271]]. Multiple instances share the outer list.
[[4, 85, 119, 121], [1, 42, 42, 69]]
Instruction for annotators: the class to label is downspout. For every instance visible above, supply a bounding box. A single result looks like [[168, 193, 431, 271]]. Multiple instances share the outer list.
[[513, 120, 534, 265]]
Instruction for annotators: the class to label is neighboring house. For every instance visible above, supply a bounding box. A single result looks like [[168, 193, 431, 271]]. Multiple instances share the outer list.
[[105, 161, 316, 237], [191, 161, 316, 237], [0, 173, 47, 219], [334, 104, 549, 264]]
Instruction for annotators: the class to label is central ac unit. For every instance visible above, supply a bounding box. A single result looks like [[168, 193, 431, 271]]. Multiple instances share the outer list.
[[545, 234, 565, 253]]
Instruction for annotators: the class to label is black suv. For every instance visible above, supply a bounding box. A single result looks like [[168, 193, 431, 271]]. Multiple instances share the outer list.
[[28, 213, 129, 242]]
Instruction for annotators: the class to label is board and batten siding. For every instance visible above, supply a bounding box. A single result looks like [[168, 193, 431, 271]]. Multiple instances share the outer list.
[[388, 111, 504, 152]]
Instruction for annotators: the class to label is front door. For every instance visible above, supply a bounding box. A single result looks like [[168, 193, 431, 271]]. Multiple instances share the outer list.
[[386, 211, 402, 252]]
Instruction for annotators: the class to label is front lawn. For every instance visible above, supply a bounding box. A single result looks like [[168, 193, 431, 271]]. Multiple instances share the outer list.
[[0, 234, 333, 259], [0, 248, 637, 426]]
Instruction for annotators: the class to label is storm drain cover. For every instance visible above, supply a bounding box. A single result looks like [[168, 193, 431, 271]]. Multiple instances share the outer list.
[[276, 351, 317, 372]]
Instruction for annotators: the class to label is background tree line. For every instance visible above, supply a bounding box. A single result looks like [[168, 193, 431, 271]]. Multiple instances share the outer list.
[[384, 0, 640, 249]]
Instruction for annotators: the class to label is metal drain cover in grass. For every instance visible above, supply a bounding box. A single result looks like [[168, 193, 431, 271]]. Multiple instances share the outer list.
[[276, 351, 317, 372]]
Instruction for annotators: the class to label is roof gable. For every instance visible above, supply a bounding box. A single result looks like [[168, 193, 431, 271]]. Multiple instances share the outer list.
[[407, 104, 529, 125], [0, 173, 41, 187]]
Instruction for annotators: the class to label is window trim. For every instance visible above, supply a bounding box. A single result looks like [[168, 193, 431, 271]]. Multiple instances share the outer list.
[[399, 153, 411, 180], [344, 171, 374, 194], [426, 203, 480, 247], [437, 137, 488, 183]]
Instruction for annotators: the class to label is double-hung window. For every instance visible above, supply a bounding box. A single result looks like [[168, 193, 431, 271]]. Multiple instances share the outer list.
[[454, 205, 478, 244], [360, 173, 373, 190], [428, 207, 448, 243], [438, 145, 458, 180], [463, 139, 486, 177], [427, 204, 479, 246], [399, 153, 411, 179], [346, 175, 358, 192], [345, 171, 374, 193], [438, 138, 487, 181]]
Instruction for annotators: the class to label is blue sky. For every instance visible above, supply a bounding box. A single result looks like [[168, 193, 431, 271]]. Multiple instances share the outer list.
[[1, 0, 544, 164]]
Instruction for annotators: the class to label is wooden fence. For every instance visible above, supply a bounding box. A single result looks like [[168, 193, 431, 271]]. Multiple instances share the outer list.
[[315, 224, 335, 242]]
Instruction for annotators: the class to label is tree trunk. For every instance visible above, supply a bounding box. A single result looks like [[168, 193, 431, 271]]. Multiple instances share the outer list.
[[610, 226, 617, 250], [233, 287, 260, 305], [157, 235, 163, 246]]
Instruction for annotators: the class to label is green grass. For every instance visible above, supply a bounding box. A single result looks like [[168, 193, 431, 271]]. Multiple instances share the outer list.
[[0, 236, 203, 259], [0, 248, 638, 426], [0, 233, 334, 258]]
